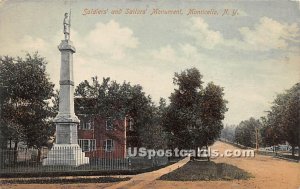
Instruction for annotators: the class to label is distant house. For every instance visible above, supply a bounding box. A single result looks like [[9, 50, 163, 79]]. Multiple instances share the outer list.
[[75, 97, 136, 159]]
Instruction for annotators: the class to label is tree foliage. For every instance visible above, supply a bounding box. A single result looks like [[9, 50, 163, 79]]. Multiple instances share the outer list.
[[234, 117, 261, 148], [261, 83, 300, 157], [138, 98, 168, 149], [0, 53, 55, 151], [162, 68, 228, 151], [220, 125, 236, 142]]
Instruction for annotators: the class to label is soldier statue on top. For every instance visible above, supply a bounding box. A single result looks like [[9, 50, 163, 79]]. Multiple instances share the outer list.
[[63, 12, 70, 40]]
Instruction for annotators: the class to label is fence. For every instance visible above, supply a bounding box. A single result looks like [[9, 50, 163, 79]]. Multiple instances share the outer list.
[[256, 150, 299, 162], [0, 147, 169, 174], [219, 138, 299, 162]]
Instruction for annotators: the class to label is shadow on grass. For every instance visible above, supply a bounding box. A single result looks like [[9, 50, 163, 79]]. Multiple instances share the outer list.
[[0, 177, 131, 184], [159, 160, 252, 181]]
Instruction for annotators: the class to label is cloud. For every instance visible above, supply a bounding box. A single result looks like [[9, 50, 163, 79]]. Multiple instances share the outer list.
[[237, 17, 300, 51], [150, 43, 207, 68], [0, 0, 8, 7], [19, 35, 49, 53], [187, 17, 300, 52], [0, 35, 49, 56], [180, 43, 198, 58], [284, 46, 300, 65], [151, 45, 177, 63], [83, 20, 138, 60], [187, 17, 224, 49]]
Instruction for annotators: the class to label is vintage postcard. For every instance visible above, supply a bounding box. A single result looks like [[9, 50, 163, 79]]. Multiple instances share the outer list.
[[0, 0, 299, 188]]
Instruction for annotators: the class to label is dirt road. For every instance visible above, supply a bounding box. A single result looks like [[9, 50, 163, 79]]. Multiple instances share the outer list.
[[1, 141, 299, 189], [144, 141, 300, 189]]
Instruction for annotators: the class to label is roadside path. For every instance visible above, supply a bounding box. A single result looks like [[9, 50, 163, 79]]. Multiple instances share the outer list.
[[107, 156, 190, 189]]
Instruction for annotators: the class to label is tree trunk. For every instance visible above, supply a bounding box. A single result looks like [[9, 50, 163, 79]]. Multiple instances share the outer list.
[[13, 140, 18, 163], [37, 148, 42, 163], [291, 145, 295, 157], [195, 146, 199, 159]]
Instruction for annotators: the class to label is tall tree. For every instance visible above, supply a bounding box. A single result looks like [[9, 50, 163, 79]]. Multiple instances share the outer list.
[[261, 83, 300, 157], [281, 84, 300, 157], [235, 117, 261, 148], [199, 82, 228, 148], [163, 68, 227, 158], [0, 53, 55, 161], [260, 113, 284, 149], [163, 68, 203, 149]]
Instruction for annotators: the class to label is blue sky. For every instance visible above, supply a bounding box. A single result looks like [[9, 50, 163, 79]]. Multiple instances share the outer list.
[[0, 0, 299, 125]]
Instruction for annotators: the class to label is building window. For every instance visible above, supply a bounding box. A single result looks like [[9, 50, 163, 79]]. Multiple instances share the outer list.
[[78, 139, 96, 152], [106, 119, 114, 130], [80, 119, 93, 130], [104, 139, 114, 152]]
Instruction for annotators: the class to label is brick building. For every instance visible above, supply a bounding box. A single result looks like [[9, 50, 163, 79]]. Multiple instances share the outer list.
[[77, 115, 131, 158], [75, 97, 136, 159]]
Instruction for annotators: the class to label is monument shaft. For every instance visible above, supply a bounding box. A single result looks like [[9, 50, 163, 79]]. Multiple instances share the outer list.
[[54, 40, 79, 144]]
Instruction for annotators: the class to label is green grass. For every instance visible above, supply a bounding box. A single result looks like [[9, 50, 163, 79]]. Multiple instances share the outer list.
[[159, 160, 252, 181]]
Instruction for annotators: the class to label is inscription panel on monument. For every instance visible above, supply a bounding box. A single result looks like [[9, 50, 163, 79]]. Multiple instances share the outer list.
[[70, 123, 78, 144], [56, 124, 70, 144]]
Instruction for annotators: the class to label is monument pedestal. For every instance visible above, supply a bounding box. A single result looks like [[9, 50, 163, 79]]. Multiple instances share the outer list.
[[43, 144, 89, 166], [43, 123, 89, 166]]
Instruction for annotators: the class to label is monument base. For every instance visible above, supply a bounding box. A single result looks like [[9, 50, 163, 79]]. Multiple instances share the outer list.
[[43, 144, 89, 166]]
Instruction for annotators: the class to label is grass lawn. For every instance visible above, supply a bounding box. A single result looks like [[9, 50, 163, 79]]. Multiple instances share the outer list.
[[159, 160, 252, 181]]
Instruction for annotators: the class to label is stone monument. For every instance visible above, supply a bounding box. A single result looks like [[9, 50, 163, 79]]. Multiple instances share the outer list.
[[43, 12, 89, 166]]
